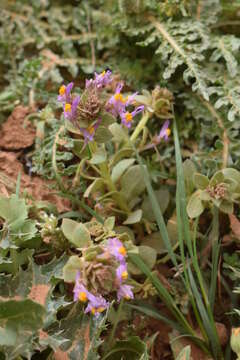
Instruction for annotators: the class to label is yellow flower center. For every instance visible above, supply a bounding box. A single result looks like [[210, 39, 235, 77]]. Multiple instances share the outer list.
[[114, 93, 125, 103], [87, 126, 95, 135], [166, 128, 171, 136], [125, 112, 133, 123], [91, 308, 96, 315], [97, 307, 105, 313], [121, 271, 128, 280], [59, 85, 66, 96], [78, 291, 87, 303], [118, 246, 127, 256], [124, 295, 131, 300], [65, 103, 72, 112], [101, 70, 106, 77]]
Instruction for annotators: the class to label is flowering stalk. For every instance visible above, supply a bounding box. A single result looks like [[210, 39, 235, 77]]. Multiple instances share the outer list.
[[99, 162, 130, 213], [88, 142, 130, 213], [130, 111, 150, 144]]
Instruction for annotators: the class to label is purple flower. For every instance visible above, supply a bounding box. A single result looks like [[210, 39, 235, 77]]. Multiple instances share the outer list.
[[58, 82, 74, 103], [73, 272, 89, 303], [108, 83, 126, 116], [85, 293, 109, 317], [107, 84, 138, 117], [125, 92, 138, 107], [63, 96, 80, 122], [86, 70, 112, 89], [106, 238, 127, 262], [116, 263, 128, 283], [80, 119, 101, 144], [158, 120, 171, 141], [117, 284, 134, 302], [120, 105, 144, 128]]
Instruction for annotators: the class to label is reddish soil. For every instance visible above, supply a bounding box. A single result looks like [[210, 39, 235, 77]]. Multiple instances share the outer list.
[[0, 106, 35, 150], [0, 106, 69, 212]]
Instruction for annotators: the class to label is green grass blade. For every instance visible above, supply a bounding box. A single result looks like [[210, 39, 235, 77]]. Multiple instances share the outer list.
[[128, 303, 184, 332], [129, 253, 195, 336], [188, 266, 223, 358], [173, 117, 193, 257], [209, 206, 220, 310]]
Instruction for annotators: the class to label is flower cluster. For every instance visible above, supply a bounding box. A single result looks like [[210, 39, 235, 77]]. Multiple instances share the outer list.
[[107, 83, 144, 128], [73, 238, 134, 317], [58, 82, 80, 123], [57, 70, 144, 144], [106, 238, 134, 302], [85, 70, 112, 89]]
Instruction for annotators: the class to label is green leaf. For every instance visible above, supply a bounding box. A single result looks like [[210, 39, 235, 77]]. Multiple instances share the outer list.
[[187, 190, 204, 219], [100, 111, 116, 126], [194, 173, 209, 190], [72, 223, 91, 248], [111, 158, 135, 183], [109, 123, 128, 142], [90, 146, 107, 165], [61, 218, 79, 242], [222, 168, 240, 184], [65, 119, 82, 135], [0, 195, 28, 231], [123, 209, 142, 224], [209, 171, 224, 187], [219, 200, 233, 214], [183, 159, 197, 196], [128, 246, 157, 275], [142, 188, 170, 221], [140, 232, 165, 254], [61, 218, 91, 248], [104, 217, 115, 231], [102, 336, 148, 360], [111, 148, 134, 166], [0, 299, 45, 346], [95, 126, 113, 143], [84, 179, 105, 198], [120, 165, 146, 201], [63, 255, 83, 282]]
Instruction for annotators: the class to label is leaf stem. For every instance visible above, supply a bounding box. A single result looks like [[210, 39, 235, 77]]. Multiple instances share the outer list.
[[130, 112, 149, 143]]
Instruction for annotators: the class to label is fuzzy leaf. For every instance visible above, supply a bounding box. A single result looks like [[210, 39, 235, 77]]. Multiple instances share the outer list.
[[90, 147, 107, 165], [129, 245, 157, 275], [0, 299, 45, 347], [63, 256, 83, 283], [120, 165, 146, 201], [123, 209, 142, 224], [187, 190, 204, 218], [72, 223, 91, 248], [194, 173, 209, 190], [111, 158, 135, 183]]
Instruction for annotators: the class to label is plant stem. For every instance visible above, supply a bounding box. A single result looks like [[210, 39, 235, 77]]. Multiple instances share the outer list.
[[52, 125, 66, 192], [99, 162, 130, 213], [130, 112, 149, 143]]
